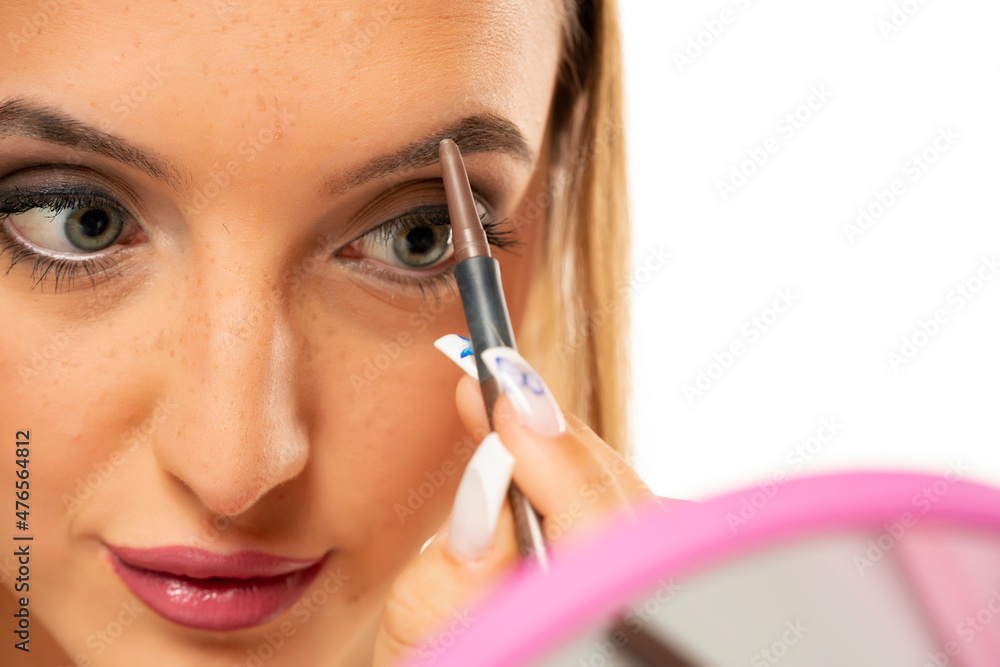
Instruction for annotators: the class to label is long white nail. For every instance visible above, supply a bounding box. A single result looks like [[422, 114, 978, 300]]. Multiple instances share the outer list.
[[448, 432, 515, 560], [434, 334, 479, 380], [480, 347, 566, 437]]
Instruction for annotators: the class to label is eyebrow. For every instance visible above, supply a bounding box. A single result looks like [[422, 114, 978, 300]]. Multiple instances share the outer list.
[[333, 114, 535, 193], [0, 97, 535, 195], [0, 97, 187, 188]]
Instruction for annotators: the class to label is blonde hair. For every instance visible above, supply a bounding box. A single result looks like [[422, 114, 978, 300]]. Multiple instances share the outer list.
[[519, 0, 631, 459]]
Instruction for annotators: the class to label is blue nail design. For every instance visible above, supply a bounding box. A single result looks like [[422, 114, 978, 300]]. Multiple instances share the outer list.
[[459, 335, 473, 358]]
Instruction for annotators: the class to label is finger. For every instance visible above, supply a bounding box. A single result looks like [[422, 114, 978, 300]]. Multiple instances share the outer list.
[[372, 433, 519, 666], [455, 372, 490, 440], [496, 394, 636, 529], [457, 356, 637, 501], [373, 502, 517, 666], [476, 348, 659, 538], [458, 364, 648, 515], [557, 409, 663, 509]]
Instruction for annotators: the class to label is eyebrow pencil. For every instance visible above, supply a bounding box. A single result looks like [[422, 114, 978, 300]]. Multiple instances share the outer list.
[[439, 138, 549, 573]]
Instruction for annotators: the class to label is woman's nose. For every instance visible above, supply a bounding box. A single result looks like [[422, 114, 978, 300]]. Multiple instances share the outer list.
[[154, 271, 310, 517]]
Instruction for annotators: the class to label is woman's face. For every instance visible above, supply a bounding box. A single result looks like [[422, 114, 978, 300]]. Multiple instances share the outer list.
[[0, 1, 562, 663]]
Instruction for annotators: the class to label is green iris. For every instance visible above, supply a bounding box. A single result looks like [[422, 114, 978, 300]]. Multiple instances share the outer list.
[[391, 223, 451, 268], [64, 206, 123, 252]]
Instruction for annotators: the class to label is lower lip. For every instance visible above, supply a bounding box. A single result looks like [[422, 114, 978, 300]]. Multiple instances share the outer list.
[[109, 553, 324, 631]]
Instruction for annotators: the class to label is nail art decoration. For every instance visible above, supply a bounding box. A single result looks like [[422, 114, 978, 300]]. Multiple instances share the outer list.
[[480, 347, 567, 438], [448, 432, 515, 560], [434, 334, 479, 380]]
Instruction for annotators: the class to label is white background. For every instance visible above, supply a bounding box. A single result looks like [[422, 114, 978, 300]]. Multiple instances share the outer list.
[[621, 0, 1000, 500]]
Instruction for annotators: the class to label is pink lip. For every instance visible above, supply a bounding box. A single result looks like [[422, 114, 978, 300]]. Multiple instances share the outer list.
[[106, 545, 326, 631]]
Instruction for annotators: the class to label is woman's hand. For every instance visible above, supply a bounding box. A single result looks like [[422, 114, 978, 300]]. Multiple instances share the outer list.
[[371, 348, 663, 667]]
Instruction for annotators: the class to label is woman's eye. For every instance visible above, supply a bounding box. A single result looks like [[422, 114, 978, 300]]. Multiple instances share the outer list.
[[349, 200, 489, 271], [5, 199, 127, 254], [388, 222, 453, 268]]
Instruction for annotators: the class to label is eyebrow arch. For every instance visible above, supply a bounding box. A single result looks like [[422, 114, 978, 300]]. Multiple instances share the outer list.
[[0, 97, 187, 189], [333, 114, 535, 193]]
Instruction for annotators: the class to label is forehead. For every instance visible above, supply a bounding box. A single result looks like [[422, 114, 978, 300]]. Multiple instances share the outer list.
[[0, 0, 563, 181]]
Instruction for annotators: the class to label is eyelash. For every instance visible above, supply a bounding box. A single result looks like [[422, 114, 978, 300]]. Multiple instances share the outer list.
[[0, 189, 523, 298], [346, 205, 521, 302], [0, 189, 134, 292]]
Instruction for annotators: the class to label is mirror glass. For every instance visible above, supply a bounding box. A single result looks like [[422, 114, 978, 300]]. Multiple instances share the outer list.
[[534, 523, 1000, 666]]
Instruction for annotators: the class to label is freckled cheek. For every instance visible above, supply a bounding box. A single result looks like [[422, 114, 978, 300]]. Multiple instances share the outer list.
[[311, 309, 474, 531], [0, 315, 158, 537]]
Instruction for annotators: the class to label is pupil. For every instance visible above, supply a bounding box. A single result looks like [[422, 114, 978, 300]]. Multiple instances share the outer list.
[[406, 226, 436, 255], [79, 209, 110, 238]]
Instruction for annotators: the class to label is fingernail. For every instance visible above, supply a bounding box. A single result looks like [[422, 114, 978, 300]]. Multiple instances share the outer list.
[[434, 334, 479, 380], [448, 432, 515, 560], [480, 347, 566, 437]]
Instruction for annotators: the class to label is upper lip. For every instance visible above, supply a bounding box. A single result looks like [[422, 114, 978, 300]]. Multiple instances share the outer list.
[[106, 544, 324, 579]]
